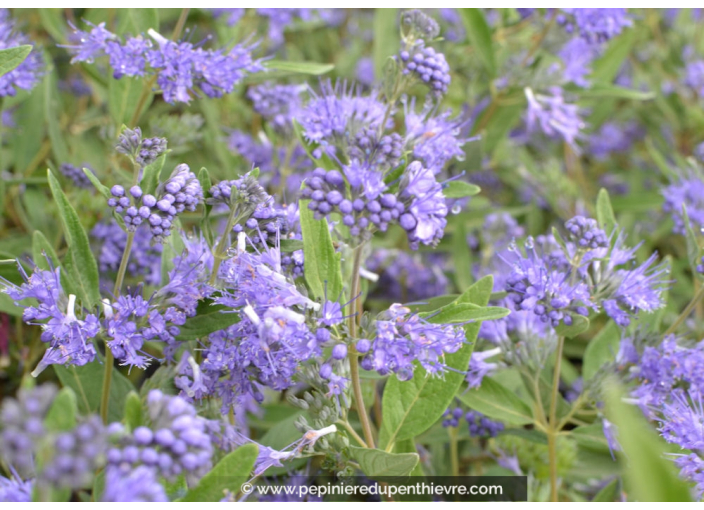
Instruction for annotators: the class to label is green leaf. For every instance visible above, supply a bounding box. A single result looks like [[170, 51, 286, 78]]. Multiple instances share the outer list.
[[0, 45, 32, 77], [451, 219, 472, 292], [124, 391, 143, 432], [299, 200, 343, 302], [47, 170, 101, 308], [393, 439, 425, 477], [457, 376, 534, 425], [159, 220, 186, 285], [44, 387, 77, 432], [604, 381, 693, 502], [576, 84, 654, 101], [82, 168, 111, 199], [53, 361, 135, 424], [349, 446, 419, 478], [381, 276, 494, 446], [596, 188, 617, 235], [279, 239, 304, 252], [176, 305, 241, 341], [32, 230, 60, 270], [263, 60, 334, 75], [38, 9, 67, 43], [140, 153, 166, 196], [44, 69, 70, 165], [443, 181, 481, 198], [180, 444, 259, 502], [592, 478, 620, 502], [373, 9, 399, 80], [460, 9, 496, 76], [583, 321, 620, 381], [554, 314, 590, 338], [421, 304, 510, 323], [116, 8, 159, 35], [570, 422, 611, 453], [109, 76, 151, 127], [590, 29, 636, 84], [32, 230, 80, 299]]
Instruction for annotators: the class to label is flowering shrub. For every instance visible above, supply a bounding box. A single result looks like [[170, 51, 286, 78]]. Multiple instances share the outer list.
[[0, 7, 703, 503]]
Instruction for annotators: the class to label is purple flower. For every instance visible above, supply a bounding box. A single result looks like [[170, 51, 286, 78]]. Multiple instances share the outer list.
[[65, 22, 263, 104], [107, 390, 213, 486], [115, 127, 167, 168], [398, 40, 451, 97], [2, 265, 99, 375], [156, 234, 214, 316], [366, 249, 449, 302], [41, 416, 108, 490], [59, 163, 97, 189], [0, 384, 57, 476], [363, 303, 465, 380], [662, 168, 704, 235], [92, 220, 163, 287], [256, 8, 314, 46], [504, 237, 594, 327], [209, 8, 245, 27], [560, 8, 632, 44], [525, 87, 585, 148], [400, 161, 448, 248], [102, 465, 167, 502], [565, 215, 609, 250], [404, 99, 472, 171], [247, 82, 303, 132], [355, 57, 375, 86], [686, 60, 704, 97], [298, 80, 388, 145], [558, 37, 599, 87], [0, 9, 43, 97], [0, 470, 32, 502], [466, 348, 501, 388], [465, 410, 505, 437], [589, 121, 643, 160]]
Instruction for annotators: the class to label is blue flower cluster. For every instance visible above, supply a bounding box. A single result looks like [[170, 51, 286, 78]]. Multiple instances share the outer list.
[[107, 390, 213, 487], [0, 9, 43, 97], [59, 163, 96, 189], [176, 236, 325, 410], [115, 127, 168, 169], [2, 266, 99, 375], [66, 20, 263, 103], [359, 303, 465, 380], [442, 407, 505, 438], [565, 215, 609, 250], [108, 163, 202, 241], [92, 220, 163, 287]]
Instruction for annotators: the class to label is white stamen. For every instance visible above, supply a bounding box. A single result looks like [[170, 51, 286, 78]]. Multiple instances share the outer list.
[[102, 298, 114, 319], [243, 302, 260, 326], [66, 294, 78, 322], [359, 267, 380, 283], [237, 232, 247, 254], [147, 28, 168, 47]]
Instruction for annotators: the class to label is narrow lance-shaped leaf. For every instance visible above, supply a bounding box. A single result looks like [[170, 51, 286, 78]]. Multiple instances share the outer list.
[[299, 200, 343, 302], [604, 380, 692, 502], [263, 60, 334, 75], [460, 9, 496, 77], [47, 170, 102, 309]]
